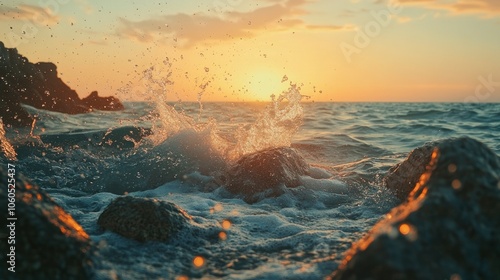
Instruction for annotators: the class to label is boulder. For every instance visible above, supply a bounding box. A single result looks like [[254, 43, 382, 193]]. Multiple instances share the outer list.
[[0, 167, 94, 280], [97, 196, 191, 242], [330, 137, 500, 280], [82, 91, 124, 111], [383, 143, 435, 200], [0, 41, 123, 127], [224, 147, 310, 203]]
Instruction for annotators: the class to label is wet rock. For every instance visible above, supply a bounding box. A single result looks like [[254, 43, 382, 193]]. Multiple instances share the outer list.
[[97, 196, 191, 242], [0, 41, 123, 127], [0, 167, 94, 280], [383, 142, 435, 200], [330, 137, 500, 280], [224, 147, 310, 203], [82, 91, 124, 111]]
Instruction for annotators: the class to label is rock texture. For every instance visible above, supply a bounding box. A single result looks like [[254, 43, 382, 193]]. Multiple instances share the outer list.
[[0, 41, 123, 127], [97, 196, 191, 242], [0, 167, 94, 280], [330, 137, 500, 280], [224, 147, 310, 203], [383, 142, 435, 201]]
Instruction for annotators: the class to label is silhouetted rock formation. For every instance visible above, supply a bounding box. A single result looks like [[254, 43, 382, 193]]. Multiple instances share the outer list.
[[98, 196, 191, 242], [0, 167, 94, 280], [330, 137, 500, 280], [224, 147, 310, 203], [0, 41, 124, 127], [82, 91, 124, 111]]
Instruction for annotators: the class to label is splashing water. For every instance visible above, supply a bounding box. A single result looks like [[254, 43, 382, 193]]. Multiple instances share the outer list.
[[226, 84, 304, 160], [139, 60, 304, 161], [0, 119, 17, 160]]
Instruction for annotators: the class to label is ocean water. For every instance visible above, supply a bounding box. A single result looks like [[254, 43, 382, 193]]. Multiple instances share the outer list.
[[1, 97, 500, 279]]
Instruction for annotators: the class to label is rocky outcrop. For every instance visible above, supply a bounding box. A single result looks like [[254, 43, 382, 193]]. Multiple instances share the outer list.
[[97, 196, 191, 242], [82, 91, 124, 111], [330, 137, 500, 280], [224, 147, 310, 203], [383, 143, 435, 201], [0, 41, 124, 127], [0, 167, 94, 280]]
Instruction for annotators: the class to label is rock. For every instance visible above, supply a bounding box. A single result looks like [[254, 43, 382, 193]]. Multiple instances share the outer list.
[[224, 147, 310, 203], [330, 137, 500, 280], [0, 41, 123, 127], [97, 196, 191, 242], [82, 91, 124, 111], [383, 143, 435, 200], [0, 166, 94, 280]]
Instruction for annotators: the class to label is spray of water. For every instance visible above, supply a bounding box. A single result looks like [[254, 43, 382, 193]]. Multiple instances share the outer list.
[[139, 59, 304, 161]]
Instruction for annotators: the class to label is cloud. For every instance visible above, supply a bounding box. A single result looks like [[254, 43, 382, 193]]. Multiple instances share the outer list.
[[115, 0, 349, 46], [0, 4, 60, 25], [388, 0, 500, 17]]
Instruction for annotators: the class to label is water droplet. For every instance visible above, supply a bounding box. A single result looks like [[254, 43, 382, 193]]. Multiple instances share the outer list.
[[399, 223, 418, 241], [193, 256, 205, 267], [221, 220, 231, 230], [448, 164, 457, 173], [204, 67, 209, 72], [451, 179, 462, 190], [219, 231, 227, 240]]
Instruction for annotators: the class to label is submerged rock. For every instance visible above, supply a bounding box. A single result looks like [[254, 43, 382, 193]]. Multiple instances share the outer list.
[[0, 167, 94, 280], [330, 137, 500, 280], [97, 196, 191, 242], [224, 147, 310, 203], [383, 143, 435, 200]]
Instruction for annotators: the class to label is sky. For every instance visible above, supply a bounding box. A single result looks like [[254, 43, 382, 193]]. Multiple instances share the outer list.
[[1, 0, 499, 102]]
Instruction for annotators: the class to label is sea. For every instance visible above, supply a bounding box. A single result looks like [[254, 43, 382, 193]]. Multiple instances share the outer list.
[[1, 86, 500, 279]]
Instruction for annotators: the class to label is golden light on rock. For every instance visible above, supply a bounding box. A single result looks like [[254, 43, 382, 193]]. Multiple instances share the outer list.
[[193, 256, 205, 268], [221, 220, 231, 230], [176, 275, 189, 280], [451, 179, 462, 190]]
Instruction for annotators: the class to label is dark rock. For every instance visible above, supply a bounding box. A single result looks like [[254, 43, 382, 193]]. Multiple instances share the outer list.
[[224, 147, 310, 203], [0, 166, 94, 280], [0, 41, 123, 127], [82, 91, 124, 111], [97, 196, 191, 242], [383, 143, 435, 200], [330, 137, 500, 280]]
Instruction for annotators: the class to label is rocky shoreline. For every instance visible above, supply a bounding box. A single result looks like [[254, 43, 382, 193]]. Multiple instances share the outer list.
[[1, 137, 499, 279], [0, 41, 123, 127]]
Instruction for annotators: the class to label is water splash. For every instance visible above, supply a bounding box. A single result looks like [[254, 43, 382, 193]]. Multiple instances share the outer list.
[[0, 119, 17, 160], [139, 59, 304, 161], [141, 58, 196, 144], [225, 84, 304, 160]]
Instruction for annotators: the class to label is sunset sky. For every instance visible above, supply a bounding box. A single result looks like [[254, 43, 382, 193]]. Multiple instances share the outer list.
[[1, 0, 499, 102]]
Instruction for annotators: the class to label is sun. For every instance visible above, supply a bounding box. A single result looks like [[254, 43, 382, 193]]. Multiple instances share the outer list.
[[245, 70, 287, 101]]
